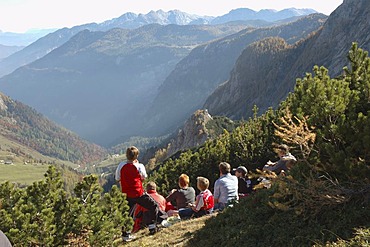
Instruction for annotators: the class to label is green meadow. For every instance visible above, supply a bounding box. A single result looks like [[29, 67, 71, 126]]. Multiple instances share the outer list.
[[0, 163, 48, 185]]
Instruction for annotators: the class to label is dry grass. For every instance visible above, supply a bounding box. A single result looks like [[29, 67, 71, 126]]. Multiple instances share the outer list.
[[121, 214, 215, 247]]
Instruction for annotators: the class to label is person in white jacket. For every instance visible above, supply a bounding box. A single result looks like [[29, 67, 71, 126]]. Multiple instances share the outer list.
[[0, 231, 12, 247], [263, 144, 297, 175]]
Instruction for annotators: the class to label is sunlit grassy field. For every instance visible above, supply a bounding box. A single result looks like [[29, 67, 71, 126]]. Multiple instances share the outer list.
[[0, 163, 49, 185], [0, 134, 78, 185]]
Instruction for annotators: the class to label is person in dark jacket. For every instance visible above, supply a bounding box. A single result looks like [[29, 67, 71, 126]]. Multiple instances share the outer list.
[[234, 166, 253, 197]]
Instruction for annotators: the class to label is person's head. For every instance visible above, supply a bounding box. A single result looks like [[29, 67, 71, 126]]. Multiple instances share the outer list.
[[146, 181, 157, 191], [196, 177, 209, 191], [235, 166, 248, 178], [178, 174, 190, 188], [219, 162, 231, 175], [126, 146, 139, 161], [276, 144, 289, 157]]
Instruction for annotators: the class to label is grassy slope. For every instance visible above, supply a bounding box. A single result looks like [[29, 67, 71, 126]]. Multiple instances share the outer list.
[[0, 134, 76, 185], [0, 163, 48, 185], [122, 215, 214, 247]]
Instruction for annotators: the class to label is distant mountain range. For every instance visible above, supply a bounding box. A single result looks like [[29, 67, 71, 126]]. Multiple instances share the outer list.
[[210, 8, 316, 24], [100, 8, 316, 29], [0, 8, 316, 78], [0, 29, 57, 46]]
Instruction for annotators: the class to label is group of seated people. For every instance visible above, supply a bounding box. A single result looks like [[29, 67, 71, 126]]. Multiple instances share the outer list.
[[118, 144, 296, 237], [132, 161, 254, 232]]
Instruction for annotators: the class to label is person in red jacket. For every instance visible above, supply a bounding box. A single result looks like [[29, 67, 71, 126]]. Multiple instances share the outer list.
[[116, 146, 165, 241], [133, 181, 167, 232], [178, 176, 214, 219]]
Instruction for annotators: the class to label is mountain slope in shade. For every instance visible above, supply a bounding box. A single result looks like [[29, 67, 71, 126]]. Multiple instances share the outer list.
[[0, 24, 99, 77], [0, 44, 24, 60], [0, 92, 107, 165], [143, 13, 327, 135], [204, 0, 370, 119], [0, 24, 248, 146]]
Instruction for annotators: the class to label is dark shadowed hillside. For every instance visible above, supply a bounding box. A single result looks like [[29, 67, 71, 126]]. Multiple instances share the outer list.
[[204, 0, 370, 119], [0, 92, 107, 164]]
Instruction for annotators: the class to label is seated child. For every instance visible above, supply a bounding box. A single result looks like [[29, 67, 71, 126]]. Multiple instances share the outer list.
[[166, 174, 195, 214], [178, 176, 214, 219]]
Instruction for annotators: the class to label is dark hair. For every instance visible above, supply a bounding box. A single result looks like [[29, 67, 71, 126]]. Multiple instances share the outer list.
[[126, 146, 139, 161], [219, 162, 231, 174], [236, 166, 248, 177], [277, 144, 289, 153]]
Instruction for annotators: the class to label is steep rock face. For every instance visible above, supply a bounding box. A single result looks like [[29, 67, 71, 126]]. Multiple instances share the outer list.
[[204, 37, 291, 118], [204, 0, 370, 119], [166, 109, 213, 157], [0, 93, 8, 111], [143, 14, 327, 135], [288, 0, 370, 76]]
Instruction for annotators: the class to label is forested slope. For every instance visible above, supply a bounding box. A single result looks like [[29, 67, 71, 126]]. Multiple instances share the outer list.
[[0, 92, 107, 165]]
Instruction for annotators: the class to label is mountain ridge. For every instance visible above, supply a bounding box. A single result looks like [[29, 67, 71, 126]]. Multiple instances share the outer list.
[[204, 0, 370, 119], [0, 8, 317, 78]]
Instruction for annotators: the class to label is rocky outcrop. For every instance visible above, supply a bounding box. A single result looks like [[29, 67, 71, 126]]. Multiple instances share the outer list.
[[166, 109, 213, 157], [0, 93, 8, 111]]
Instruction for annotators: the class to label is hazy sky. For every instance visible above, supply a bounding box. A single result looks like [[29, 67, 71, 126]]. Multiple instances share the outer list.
[[0, 0, 343, 33]]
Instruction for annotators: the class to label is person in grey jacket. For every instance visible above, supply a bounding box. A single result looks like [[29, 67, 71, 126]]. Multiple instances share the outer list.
[[213, 162, 238, 210]]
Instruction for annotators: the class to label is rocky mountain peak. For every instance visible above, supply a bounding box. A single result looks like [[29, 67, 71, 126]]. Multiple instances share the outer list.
[[166, 109, 213, 157]]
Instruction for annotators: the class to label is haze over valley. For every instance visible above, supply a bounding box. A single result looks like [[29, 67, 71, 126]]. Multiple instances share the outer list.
[[0, 0, 368, 159]]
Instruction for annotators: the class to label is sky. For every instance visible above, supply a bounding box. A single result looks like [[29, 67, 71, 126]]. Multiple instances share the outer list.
[[0, 0, 343, 33]]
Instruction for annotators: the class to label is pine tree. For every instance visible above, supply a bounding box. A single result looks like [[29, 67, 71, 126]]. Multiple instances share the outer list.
[[0, 166, 132, 246]]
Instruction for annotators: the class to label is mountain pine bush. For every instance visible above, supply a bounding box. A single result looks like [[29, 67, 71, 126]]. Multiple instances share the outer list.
[[0, 166, 132, 246]]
